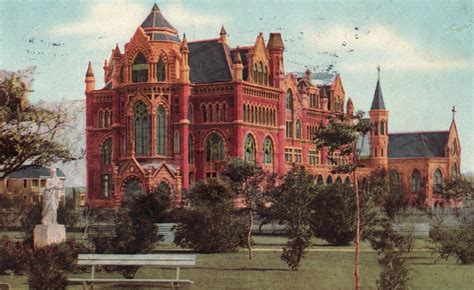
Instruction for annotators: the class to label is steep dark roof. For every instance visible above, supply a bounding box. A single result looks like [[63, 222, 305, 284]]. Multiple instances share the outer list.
[[388, 131, 449, 158], [141, 4, 177, 32], [189, 40, 232, 84], [371, 80, 385, 110], [230, 48, 250, 80], [5, 166, 66, 179]]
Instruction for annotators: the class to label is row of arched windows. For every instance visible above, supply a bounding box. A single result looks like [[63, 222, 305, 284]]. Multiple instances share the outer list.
[[202, 103, 227, 123], [243, 104, 277, 127], [131, 52, 166, 83], [388, 168, 444, 193], [98, 110, 112, 128], [243, 134, 274, 165], [316, 175, 351, 186], [253, 61, 269, 85], [372, 121, 387, 136]]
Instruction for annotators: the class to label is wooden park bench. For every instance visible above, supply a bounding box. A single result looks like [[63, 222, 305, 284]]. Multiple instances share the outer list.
[[68, 254, 196, 289]]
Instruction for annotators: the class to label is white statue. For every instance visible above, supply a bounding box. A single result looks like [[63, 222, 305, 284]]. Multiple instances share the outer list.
[[41, 168, 62, 225]]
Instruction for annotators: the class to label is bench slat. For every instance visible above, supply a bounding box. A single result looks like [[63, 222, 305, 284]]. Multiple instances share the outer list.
[[77, 260, 195, 266], [78, 254, 195, 260]]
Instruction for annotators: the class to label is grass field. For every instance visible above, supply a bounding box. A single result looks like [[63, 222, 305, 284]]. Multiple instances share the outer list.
[[0, 234, 473, 289]]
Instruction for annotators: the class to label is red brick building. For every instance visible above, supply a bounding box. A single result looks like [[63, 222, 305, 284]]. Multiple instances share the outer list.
[[85, 4, 461, 207]]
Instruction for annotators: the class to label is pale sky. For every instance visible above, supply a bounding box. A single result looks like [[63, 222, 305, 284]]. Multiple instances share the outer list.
[[1, 0, 473, 172]]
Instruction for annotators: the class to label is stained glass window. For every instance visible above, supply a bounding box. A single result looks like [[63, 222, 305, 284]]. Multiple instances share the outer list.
[[263, 137, 274, 164], [101, 138, 112, 164], [156, 58, 166, 81], [156, 105, 166, 155], [244, 134, 256, 163], [134, 101, 150, 155], [132, 53, 148, 83], [206, 133, 225, 162]]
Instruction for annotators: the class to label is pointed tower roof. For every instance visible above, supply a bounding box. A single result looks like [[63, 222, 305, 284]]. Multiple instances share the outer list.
[[220, 25, 227, 36], [370, 67, 386, 110], [141, 4, 177, 33], [267, 32, 285, 49], [86, 61, 94, 77], [180, 33, 189, 51], [112, 43, 121, 58]]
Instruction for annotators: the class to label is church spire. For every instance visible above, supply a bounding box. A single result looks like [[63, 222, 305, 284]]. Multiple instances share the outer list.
[[370, 66, 385, 110]]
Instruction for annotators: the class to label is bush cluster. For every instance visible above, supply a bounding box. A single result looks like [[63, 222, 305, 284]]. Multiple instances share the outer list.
[[430, 226, 474, 264]]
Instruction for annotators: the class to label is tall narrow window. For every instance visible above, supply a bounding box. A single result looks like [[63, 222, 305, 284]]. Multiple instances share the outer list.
[[390, 170, 400, 189], [296, 120, 302, 139], [102, 174, 111, 198], [202, 104, 207, 122], [433, 169, 443, 192], [156, 58, 166, 81], [156, 105, 166, 155], [380, 121, 385, 135], [134, 101, 150, 155], [258, 62, 263, 84], [98, 111, 103, 128], [132, 52, 148, 83], [206, 133, 225, 162], [411, 169, 421, 192], [263, 137, 274, 164], [286, 89, 293, 112], [188, 104, 193, 122], [188, 134, 194, 164], [244, 134, 256, 163], [104, 111, 109, 128], [453, 162, 459, 177], [173, 131, 180, 154], [101, 138, 112, 165], [374, 122, 379, 136]]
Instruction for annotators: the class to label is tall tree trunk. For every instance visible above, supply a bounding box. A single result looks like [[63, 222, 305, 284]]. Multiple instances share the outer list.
[[247, 206, 253, 260], [353, 169, 361, 290]]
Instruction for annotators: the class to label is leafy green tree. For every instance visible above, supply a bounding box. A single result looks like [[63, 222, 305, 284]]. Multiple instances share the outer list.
[[0, 195, 28, 231], [314, 111, 370, 288], [90, 190, 166, 278], [0, 70, 76, 177], [224, 158, 266, 259], [265, 167, 317, 270], [174, 178, 247, 253], [430, 224, 474, 265], [439, 177, 473, 203]]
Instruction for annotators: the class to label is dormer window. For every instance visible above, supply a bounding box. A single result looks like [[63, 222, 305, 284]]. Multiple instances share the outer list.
[[132, 53, 148, 83], [156, 58, 166, 82]]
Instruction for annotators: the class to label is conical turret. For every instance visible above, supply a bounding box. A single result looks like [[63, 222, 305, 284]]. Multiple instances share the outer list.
[[369, 67, 389, 170], [85, 61, 95, 92]]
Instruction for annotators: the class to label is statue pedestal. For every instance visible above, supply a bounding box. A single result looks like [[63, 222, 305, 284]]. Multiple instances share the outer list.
[[33, 224, 66, 248]]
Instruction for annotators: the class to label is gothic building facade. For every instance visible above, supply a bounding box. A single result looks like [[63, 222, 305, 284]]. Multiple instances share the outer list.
[[85, 4, 461, 207]]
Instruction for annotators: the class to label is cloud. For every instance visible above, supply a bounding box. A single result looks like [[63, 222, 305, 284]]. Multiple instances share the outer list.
[[49, 1, 227, 41], [301, 24, 470, 71]]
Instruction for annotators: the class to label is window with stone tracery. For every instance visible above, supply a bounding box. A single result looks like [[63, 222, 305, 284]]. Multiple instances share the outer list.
[[134, 101, 150, 155], [244, 134, 256, 163], [101, 138, 112, 165], [411, 169, 421, 192], [206, 133, 225, 162], [156, 58, 166, 81], [263, 137, 274, 164]]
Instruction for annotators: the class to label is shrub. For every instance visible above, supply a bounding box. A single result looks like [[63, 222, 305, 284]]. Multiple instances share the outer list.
[[430, 226, 474, 264], [25, 240, 89, 290], [174, 179, 247, 253], [0, 236, 28, 275]]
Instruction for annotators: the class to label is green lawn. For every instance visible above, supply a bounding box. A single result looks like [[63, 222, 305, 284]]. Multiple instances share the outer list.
[[1, 235, 473, 289]]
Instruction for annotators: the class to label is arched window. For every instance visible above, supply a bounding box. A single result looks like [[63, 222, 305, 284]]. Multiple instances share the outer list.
[[206, 133, 225, 162], [188, 134, 194, 164], [253, 64, 258, 83], [336, 177, 343, 186], [451, 139, 457, 155], [286, 89, 293, 111], [389, 170, 400, 189], [101, 138, 112, 164], [344, 176, 351, 186], [373, 122, 379, 136], [263, 137, 274, 164], [104, 111, 109, 128], [264, 66, 268, 85], [296, 120, 302, 139], [156, 105, 166, 155], [433, 169, 443, 192], [244, 134, 256, 163], [380, 121, 385, 135], [327, 175, 333, 184], [156, 58, 166, 81], [98, 111, 103, 128], [134, 101, 150, 155], [188, 104, 193, 122], [453, 162, 459, 177], [411, 169, 421, 192], [317, 175, 324, 185], [258, 62, 264, 84], [132, 52, 148, 83]]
